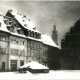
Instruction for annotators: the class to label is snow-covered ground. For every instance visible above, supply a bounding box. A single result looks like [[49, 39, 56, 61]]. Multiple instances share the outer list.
[[0, 70, 80, 80]]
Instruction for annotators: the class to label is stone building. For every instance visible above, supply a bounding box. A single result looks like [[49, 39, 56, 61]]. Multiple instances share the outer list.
[[61, 19, 80, 70], [0, 10, 59, 71]]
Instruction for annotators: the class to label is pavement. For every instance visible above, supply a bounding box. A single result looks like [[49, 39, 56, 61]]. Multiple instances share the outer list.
[[0, 70, 80, 80]]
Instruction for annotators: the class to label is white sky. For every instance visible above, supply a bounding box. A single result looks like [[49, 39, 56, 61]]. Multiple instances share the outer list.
[[0, 1, 80, 47]]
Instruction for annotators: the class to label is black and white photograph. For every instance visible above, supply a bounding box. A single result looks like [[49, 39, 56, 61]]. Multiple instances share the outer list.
[[0, 0, 80, 80]]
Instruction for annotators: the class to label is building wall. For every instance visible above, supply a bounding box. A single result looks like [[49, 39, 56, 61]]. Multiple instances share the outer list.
[[27, 39, 48, 66], [0, 10, 60, 71], [0, 32, 59, 71], [0, 32, 9, 70], [60, 19, 80, 70], [9, 35, 27, 70]]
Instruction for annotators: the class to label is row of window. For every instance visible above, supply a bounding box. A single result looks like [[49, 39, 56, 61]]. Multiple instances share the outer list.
[[28, 31, 41, 39], [10, 37, 26, 45], [28, 41, 42, 48], [27, 50, 40, 57], [7, 26, 24, 36], [10, 49, 25, 56]]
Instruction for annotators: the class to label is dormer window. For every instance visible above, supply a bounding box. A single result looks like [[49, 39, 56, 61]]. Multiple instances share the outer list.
[[4, 20, 9, 25], [22, 20, 25, 22], [28, 19, 30, 21], [23, 15, 26, 18], [0, 22, 1, 27], [9, 17, 13, 21], [31, 32, 33, 37], [28, 31, 31, 37], [33, 27, 36, 30], [34, 33, 36, 38], [24, 24, 27, 27]]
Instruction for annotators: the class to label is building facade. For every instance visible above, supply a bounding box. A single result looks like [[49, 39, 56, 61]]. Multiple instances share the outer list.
[[0, 10, 59, 71], [61, 19, 80, 70]]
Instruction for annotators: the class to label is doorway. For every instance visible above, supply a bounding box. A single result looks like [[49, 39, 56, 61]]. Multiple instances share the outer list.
[[2, 62, 5, 71]]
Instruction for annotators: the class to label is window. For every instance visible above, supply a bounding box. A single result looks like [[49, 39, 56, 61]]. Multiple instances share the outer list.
[[36, 43, 39, 48], [36, 33, 38, 39], [20, 50, 25, 56], [16, 39, 19, 44], [10, 49, 19, 55], [10, 49, 14, 54], [31, 32, 33, 37], [23, 41, 25, 45], [2, 36, 6, 41], [20, 40, 23, 44], [0, 35, 6, 41], [40, 43, 42, 48], [11, 38, 13, 42], [31, 42, 33, 48], [4, 20, 9, 25], [14, 49, 19, 55], [10, 60, 17, 71], [0, 48, 6, 54], [24, 24, 27, 27], [28, 41, 31, 46], [0, 22, 1, 27], [28, 51, 31, 57], [22, 20, 25, 22], [34, 33, 36, 38], [28, 19, 30, 21], [28, 31, 31, 36], [20, 60, 24, 66]]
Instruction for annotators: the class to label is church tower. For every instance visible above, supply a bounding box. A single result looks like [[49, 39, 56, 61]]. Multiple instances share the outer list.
[[52, 24, 58, 45]]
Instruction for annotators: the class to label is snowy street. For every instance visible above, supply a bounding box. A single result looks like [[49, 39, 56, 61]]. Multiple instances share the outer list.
[[0, 70, 80, 80]]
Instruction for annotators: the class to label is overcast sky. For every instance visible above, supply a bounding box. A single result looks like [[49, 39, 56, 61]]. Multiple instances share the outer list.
[[0, 1, 80, 47]]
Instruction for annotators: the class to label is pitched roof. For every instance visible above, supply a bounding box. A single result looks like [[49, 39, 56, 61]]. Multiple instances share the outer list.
[[20, 61, 49, 69], [0, 10, 59, 48], [9, 10, 40, 33]]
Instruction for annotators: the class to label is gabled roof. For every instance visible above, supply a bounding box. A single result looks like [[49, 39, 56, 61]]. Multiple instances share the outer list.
[[20, 61, 49, 69], [0, 10, 59, 48]]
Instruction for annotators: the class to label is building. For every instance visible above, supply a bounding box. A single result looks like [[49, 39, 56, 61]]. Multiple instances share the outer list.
[[61, 19, 80, 70], [0, 10, 59, 71], [52, 24, 58, 45]]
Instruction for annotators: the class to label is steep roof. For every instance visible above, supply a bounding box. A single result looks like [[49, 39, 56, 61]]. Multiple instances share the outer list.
[[8, 10, 40, 33], [0, 10, 59, 48]]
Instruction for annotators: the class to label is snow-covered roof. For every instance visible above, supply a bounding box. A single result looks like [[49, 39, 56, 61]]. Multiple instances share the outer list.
[[27, 36, 42, 42], [11, 32, 27, 38], [0, 16, 10, 33], [0, 16, 27, 38], [41, 34, 59, 48], [9, 10, 40, 33], [20, 61, 49, 69], [0, 10, 59, 49]]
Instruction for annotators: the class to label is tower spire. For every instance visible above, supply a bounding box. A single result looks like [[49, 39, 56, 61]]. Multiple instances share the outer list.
[[53, 24, 56, 31], [52, 23, 58, 45]]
